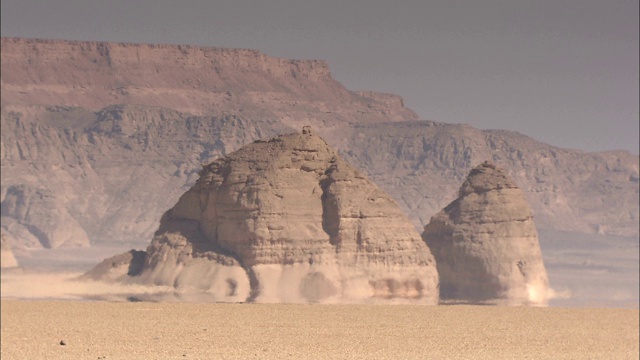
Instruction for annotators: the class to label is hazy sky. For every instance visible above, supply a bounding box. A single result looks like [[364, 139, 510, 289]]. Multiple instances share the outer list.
[[2, 0, 638, 154]]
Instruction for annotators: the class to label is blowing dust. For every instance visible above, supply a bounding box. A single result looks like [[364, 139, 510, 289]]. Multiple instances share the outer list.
[[0, 271, 175, 301]]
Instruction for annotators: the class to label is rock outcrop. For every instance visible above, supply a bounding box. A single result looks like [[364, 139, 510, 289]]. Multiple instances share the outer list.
[[1, 233, 19, 268], [422, 161, 550, 306], [87, 129, 439, 303]]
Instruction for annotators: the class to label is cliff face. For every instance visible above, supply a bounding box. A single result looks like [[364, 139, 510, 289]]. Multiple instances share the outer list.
[[1, 37, 637, 251], [338, 122, 639, 236], [86, 129, 439, 304]]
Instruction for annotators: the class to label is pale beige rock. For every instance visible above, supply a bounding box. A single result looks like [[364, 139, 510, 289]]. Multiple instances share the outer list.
[[0, 233, 18, 268], [88, 130, 439, 303], [422, 161, 550, 306], [81, 250, 145, 282]]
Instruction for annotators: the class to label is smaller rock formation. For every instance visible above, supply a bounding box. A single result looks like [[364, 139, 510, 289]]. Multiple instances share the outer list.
[[81, 250, 146, 282], [1, 233, 19, 268], [422, 161, 550, 305]]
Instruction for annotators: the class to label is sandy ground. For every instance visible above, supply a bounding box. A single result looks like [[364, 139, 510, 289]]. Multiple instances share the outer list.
[[1, 300, 637, 360]]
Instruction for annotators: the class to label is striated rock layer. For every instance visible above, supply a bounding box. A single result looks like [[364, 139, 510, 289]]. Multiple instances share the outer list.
[[86, 129, 439, 304], [422, 161, 549, 306]]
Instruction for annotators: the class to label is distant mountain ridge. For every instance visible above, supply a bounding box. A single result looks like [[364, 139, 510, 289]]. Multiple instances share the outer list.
[[1, 37, 637, 249], [338, 121, 638, 236], [0, 37, 417, 125]]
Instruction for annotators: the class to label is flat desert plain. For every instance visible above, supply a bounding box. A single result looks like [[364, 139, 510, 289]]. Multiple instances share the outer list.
[[1, 300, 638, 360]]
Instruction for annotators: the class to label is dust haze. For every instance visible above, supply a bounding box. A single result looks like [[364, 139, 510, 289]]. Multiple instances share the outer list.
[[2, 232, 637, 307]]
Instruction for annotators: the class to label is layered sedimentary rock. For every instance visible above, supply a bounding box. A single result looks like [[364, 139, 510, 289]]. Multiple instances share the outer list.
[[82, 249, 146, 282], [422, 161, 549, 306], [2, 37, 637, 252], [0, 37, 417, 124], [87, 129, 439, 303]]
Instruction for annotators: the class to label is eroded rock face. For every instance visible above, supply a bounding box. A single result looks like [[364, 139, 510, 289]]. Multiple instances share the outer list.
[[422, 161, 550, 306], [0, 185, 90, 249], [88, 129, 439, 303]]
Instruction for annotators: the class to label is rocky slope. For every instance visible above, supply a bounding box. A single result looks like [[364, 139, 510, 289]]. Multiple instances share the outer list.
[[422, 161, 549, 306], [1, 37, 637, 251], [85, 129, 439, 303], [338, 122, 639, 236]]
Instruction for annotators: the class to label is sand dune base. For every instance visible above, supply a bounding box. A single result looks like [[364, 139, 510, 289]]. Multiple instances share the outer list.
[[1, 300, 637, 360]]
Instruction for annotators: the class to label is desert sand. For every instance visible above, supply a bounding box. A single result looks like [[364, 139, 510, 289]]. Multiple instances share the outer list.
[[1, 300, 637, 360]]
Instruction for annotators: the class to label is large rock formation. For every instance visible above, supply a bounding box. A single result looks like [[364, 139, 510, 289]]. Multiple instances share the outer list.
[[86, 129, 439, 304], [422, 161, 550, 306]]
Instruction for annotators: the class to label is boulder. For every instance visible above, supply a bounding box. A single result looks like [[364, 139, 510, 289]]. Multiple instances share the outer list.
[[81, 250, 146, 282], [422, 161, 550, 305]]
